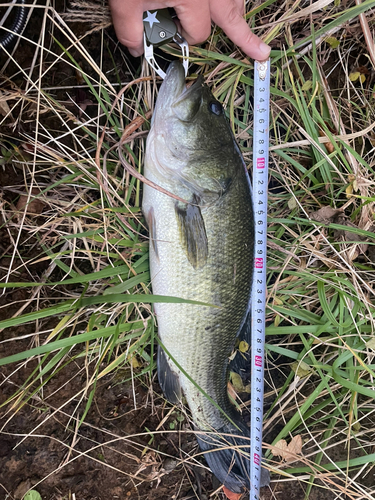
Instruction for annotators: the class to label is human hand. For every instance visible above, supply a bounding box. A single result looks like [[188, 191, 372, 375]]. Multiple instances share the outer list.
[[108, 0, 270, 61]]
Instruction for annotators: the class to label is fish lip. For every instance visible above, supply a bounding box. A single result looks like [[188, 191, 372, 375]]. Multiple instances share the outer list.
[[152, 62, 205, 127], [160, 61, 186, 102], [151, 62, 186, 124], [162, 61, 204, 105], [173, 75, 204, 106]]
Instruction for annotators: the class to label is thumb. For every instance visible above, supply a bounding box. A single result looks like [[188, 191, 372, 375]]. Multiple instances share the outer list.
[[210, 0, 270, 61]]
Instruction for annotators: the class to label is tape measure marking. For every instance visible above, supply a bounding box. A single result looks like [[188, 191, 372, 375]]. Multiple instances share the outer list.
[[250, 59, 270, 500]]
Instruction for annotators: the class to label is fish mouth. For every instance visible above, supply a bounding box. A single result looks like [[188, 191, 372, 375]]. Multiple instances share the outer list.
[[164, 61, 186, 90], [157, 61, 186, 105], [160, 61, 204, 106]]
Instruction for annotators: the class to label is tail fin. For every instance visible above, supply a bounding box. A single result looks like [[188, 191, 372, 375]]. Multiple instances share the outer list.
[[196, 420, 270, 494]]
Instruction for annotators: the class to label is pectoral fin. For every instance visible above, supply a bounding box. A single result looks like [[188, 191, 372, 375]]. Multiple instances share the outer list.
[[157, 346, 181, 404], [175, 197, 208, 269], [145, 207, 159, 260]]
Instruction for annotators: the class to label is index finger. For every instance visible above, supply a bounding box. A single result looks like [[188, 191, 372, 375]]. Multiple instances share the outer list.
[[173, 0, 211, 46]]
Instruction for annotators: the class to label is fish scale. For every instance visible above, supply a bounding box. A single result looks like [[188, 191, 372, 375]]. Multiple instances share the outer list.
[[149, 173, 253, 429]]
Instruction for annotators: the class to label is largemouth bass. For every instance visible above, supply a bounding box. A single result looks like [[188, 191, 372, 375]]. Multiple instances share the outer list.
[[143, 61, 269, 493]]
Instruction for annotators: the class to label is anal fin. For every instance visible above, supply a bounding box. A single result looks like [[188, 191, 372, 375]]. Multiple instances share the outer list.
[[157, 346, 181, 404]]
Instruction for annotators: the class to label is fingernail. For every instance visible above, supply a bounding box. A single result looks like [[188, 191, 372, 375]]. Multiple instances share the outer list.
[[258, 41, 271, 59], [128, 48, 142, 58]]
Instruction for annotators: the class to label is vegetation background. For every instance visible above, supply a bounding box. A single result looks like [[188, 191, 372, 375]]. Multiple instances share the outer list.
[[1, 0, 375, 499]]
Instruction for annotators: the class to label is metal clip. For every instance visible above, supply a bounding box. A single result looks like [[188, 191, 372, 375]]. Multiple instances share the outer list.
[[143, 9, 189, 79], [173, 32, 189, 78], [144, 33, 167, 79]]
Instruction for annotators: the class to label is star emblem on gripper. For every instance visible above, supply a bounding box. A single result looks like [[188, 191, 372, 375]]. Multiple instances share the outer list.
[[143, 11, 160, 28]]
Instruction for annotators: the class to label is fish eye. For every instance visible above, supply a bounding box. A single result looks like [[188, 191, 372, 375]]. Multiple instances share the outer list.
[[209, 101, 223, 115]]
